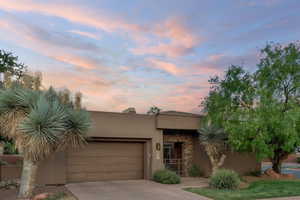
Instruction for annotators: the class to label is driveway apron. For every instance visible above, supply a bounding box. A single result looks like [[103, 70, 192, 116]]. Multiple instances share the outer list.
[[67, 180, 211, 200]]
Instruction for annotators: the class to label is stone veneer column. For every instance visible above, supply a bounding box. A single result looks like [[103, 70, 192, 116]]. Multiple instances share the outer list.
[[182, 138, 193, 176]]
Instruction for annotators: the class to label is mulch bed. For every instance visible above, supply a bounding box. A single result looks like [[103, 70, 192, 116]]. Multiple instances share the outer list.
[[243, 175, 298, 183], [0, 185, 77, 200]]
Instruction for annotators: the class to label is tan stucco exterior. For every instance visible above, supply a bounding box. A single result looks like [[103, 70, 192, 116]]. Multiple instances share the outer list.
[[193, 141, 261, 177], [156, 113, 201, 130], [0, 110, 261, 184]]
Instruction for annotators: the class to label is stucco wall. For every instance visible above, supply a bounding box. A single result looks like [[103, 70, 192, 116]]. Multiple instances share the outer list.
[[193, 140, 261, 177], [156, 114, 201, 130], [0, 153, 66, 185], [0, 155, 22, 181]]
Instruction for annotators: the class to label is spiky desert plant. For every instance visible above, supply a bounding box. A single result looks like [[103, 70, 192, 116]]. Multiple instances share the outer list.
[[0, 86, 90, 199], [198, 123, 228, 175]]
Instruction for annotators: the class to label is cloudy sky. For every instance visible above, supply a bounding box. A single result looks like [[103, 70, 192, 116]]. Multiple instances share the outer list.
[[0, 0, 299, 113]]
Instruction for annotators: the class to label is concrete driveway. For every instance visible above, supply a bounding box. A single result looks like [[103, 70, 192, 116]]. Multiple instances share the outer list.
[[67, 179, 210, 200]]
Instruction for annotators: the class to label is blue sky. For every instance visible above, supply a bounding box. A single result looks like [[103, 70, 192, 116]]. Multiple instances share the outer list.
[[0, 0, 299, 113]]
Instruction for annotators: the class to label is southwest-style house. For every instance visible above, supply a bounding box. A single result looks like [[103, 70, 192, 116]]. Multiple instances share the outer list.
[[0, 110, 260, 184]]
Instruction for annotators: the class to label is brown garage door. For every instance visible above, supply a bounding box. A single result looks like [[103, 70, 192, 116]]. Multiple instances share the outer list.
[[67, 141, 144, 182]]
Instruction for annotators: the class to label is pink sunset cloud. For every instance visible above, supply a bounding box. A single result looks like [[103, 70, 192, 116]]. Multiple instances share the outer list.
[[42, 69, 133, 112], [153, 81, 211, 113], [0, 16, 107, 72], [208, 54, 226, 62], [153, 18, 200, 48], [147, 58, 183, 75], [68, 30, 99, 40], [131, 18, 201, 57], [0, 1, 201, 59], [52, 54, 101, 70], [132, 43, 195, 58], [0, 0, 143, 33]]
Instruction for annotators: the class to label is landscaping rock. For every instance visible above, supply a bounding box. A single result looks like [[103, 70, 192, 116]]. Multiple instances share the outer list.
[[264, 169, 281, 178], [32, 193, 50, 200], [264, 169, 296, 179], [281, 173, 296, 179]]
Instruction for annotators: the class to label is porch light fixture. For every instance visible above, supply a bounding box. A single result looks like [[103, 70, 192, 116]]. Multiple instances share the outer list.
[[156, 143, 161, 151]]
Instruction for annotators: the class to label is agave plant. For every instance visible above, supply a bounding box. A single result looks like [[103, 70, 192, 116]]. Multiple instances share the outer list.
[[198, 123, 228, 175], [199, 124, 227, 144], [0, 86, 91, 199]]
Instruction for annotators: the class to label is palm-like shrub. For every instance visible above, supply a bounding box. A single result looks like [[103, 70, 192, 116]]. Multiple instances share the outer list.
[[0, 86, 91, 199], [198, 123, 228, 175]]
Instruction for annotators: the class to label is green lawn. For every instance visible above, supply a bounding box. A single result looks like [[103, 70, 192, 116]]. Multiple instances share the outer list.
[[185, 180, 300, 200]]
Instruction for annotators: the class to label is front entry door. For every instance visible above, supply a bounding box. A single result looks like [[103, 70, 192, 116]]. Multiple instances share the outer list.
[[163, 142, 183, 175]]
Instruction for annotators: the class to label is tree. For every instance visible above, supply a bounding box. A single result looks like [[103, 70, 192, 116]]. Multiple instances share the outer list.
[[0, 50, 28, 153], [1, 70, 43, 155], [0, 86, 91, 199], [147, 106, 161, 115], [198, 122, 227, 175], [201, 42, 300, 174], [3, 71, 43, 91], [0, 50, 27, 80]]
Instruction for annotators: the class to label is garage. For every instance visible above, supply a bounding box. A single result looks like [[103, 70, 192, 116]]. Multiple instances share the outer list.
[[67, 141, 145, 182]]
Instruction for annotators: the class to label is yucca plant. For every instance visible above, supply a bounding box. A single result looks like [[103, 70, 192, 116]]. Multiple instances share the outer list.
[[0, 86, 91, 199], [198, 122, 228, 175]]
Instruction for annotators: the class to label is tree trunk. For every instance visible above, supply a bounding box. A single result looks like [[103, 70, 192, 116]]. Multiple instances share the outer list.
[[272, 161, 282, 174], [270, 148, 291, 174], [18, 158, 38, 199], [211, 165, 218, 175], [204, 144, 226, 175], [271, 156, 283, 174]]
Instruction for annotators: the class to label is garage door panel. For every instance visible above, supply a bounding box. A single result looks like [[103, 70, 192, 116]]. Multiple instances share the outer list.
[[68, 150, 143, 157], [67, 171, 143, 182], [67, 156, 143, 166], [67, 141, 145, 182], [68, 161, 143, 172], [68, 143, 143, 156], [68, 164, 144, 174], [68, 154, 144, 164]]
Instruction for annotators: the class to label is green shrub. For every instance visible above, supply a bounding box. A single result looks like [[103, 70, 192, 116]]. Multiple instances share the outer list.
[[209, 169, 240, 190], [0, 136, 18, 154], [296, 157, 300, 164], [0, 180, 19, 189], [188, 165, 203, 177], [0, 159, 8, 166], [45, 192, 66, 200], [153, 169, 181, 184], [4, 142, 18, 154]]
